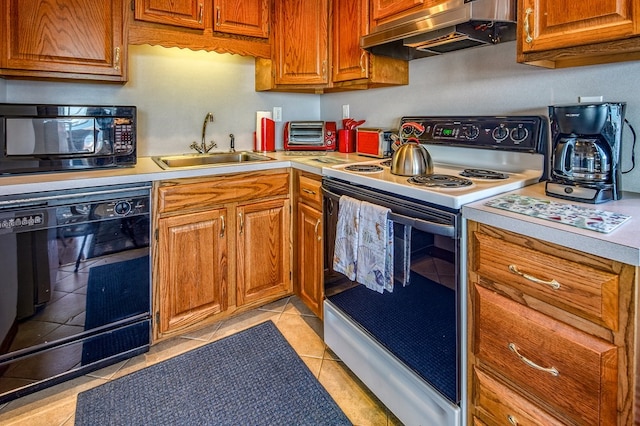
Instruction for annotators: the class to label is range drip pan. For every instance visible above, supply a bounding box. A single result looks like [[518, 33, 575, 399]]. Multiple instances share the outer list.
[[460, 169, 509, 180], [344, 164, 384, 173], [408, 174, 473, 188]]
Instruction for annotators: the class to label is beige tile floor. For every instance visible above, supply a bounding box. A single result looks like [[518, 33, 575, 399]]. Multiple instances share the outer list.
[[0, 296, 402, 426]]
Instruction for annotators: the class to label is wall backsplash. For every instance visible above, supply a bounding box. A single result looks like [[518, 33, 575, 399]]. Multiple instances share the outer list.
[[2, 42, 639, 193]]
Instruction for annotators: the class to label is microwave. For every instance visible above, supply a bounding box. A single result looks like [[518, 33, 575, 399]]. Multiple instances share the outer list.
[[0, 103, 137, 175], [284, 121, 336, 151]]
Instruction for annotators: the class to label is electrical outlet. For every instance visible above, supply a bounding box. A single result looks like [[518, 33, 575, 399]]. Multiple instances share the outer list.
[[273, 107, 282, 122], [579, 96, 603, 103], [342, 105, 350, 119]]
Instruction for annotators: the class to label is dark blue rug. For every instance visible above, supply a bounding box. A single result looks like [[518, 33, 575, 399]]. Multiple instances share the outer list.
[[75, 321, 351, 425]]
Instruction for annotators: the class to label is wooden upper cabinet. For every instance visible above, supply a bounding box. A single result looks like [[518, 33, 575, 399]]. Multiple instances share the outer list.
[[520, 0, 637, 53], [332, 0, 369, 82], [372, 0, 424, 22], [214, 0, 269, 38], [1, 0, 126, 81], [274, 0, 329, 85], [134, 0, 207, 29]]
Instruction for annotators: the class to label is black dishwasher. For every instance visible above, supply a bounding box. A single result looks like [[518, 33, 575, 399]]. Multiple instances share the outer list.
[[0, 182, 151, 403]]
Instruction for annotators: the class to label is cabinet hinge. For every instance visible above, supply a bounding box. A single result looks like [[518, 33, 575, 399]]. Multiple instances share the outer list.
[[154, 228, 158, 241], [155, 311, 159, 325], [131, 0, 135, 11]]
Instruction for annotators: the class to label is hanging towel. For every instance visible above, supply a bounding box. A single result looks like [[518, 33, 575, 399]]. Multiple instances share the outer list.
[[333, 195, 361, 281], [356, 201, 393, 294]]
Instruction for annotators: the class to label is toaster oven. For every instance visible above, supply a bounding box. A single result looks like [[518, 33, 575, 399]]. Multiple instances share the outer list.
[[284, 121, 336, 151]]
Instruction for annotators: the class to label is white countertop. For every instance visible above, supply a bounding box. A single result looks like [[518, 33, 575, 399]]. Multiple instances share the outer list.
[[0, 151, 371, 196], [463, 182, 640, 266]]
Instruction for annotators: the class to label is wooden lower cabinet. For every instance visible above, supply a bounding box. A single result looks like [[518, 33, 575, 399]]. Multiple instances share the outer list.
[[293, 171, 324, 318], [236, 198, 291, 306], [153, 170, 292, 340], [467, 221, 638, 425], [157, 209, 228, 335]]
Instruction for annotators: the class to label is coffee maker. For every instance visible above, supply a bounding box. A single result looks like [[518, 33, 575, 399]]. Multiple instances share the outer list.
[[546, 102, 626, 203]]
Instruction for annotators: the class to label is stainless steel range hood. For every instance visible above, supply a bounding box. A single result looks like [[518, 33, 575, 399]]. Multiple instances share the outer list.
[[361, 0, 516, 60]]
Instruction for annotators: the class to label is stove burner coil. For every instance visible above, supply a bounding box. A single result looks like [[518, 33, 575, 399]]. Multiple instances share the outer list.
[[460, 169, 509, 180], [344, 164, 384, 173], [408, 174, 473, 188]]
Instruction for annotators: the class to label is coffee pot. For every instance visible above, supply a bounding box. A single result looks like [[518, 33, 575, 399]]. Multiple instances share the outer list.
[[552, 137, 611, 182], [546, 102, 626, 203]]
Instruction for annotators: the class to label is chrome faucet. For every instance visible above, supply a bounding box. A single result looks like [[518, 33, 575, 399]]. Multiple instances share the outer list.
[[229, 134, 235, 152], [190, 112, 217, 154]]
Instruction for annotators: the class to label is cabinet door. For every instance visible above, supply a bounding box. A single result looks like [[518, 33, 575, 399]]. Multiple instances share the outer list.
[[372, 0, 424, 22], [214, 0, 269, 38], [134, 0, 206, 29], [237, 198, 292, 306], [274, 0, 329, 85], [157, 209, 228, 335], [519, 0, 638, 53], [296, 202, 323, 318], [332, 0, 368, 82], [1, 0, 125, 80]]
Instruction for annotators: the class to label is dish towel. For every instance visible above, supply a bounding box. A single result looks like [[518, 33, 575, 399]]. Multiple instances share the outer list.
[[356, 201, 393, 294], [333, 195, 361, 281]]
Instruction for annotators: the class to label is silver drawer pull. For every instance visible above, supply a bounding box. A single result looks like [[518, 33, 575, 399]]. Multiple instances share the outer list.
[[302, 188, 317, 195], [508, 264, 561, 290], [508, 343, 559, 377], [220, 215, 225, 238], [507, 415, 518, 426]]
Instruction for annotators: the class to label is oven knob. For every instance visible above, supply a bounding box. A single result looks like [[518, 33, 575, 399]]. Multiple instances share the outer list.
[[510, 126, 529, 143], [492, 125, 509, 141], [462, 125, 479, 140], [114, 201, 132, 216]]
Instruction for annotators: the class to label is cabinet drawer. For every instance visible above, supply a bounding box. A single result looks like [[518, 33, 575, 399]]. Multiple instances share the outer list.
[[298, 174, 322, 209], [474, 285, 617, 425], [158, 171, 289, 213], [471, 231, 619, 330], [473, 367, 564, 426]]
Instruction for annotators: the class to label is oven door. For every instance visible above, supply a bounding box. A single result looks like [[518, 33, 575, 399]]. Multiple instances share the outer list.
[[322, 177, 461, 425]]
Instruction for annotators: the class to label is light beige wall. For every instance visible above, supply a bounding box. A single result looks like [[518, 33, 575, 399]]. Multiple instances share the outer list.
[[4, 45, 320, 156]]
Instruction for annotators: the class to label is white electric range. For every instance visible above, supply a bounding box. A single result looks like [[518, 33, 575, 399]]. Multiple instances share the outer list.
[[321, 115, 549, 426]]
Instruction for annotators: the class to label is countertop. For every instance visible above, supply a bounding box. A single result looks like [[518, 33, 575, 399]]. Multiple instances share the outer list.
[[463, 182, 640, 266], [0, 151, 370, 196]]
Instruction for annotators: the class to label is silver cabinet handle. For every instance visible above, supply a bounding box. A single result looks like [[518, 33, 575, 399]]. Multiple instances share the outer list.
[[216, 6, 220, 26], [114, 47, 121, 71], [220, 215, 225, 238], [509, 264, 560, 290], [507, 414, 518, 426], [524, 7, 534, 44], [198, 3, 204, 24], [508, 343, 559, 376], [302, 188, 317, 195], [314, 218, 321, 241], [359, 51, 366, 73], [239, 212, 244, 235]]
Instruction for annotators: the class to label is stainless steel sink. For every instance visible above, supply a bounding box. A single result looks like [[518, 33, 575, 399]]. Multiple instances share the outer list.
[[153, 152, 274, 169]]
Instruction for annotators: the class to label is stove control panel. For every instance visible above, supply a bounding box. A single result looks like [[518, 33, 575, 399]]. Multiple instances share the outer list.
[[400, 116, 547, 154]]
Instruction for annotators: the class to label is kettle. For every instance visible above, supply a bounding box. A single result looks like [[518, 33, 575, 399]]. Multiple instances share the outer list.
[[552, 137, 611, 182], [391, 140, 434, 176]]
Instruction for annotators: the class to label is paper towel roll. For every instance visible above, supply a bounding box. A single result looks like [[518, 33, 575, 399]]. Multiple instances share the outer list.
[[256, 111, 273, 151]]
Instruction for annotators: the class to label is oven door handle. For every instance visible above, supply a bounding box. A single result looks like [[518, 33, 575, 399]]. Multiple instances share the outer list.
[[322, 187, 455, 238]]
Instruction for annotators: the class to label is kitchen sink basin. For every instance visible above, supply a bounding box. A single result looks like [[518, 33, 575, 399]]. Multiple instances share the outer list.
[[153, 152, 274, 169]]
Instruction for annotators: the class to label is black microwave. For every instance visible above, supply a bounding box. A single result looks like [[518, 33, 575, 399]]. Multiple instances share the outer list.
[[0, 103, 137, 175]]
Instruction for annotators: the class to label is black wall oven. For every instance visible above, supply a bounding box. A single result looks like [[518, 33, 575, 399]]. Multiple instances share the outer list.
[[323, 177, 461, 425], [0, 182, 151, 403]]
